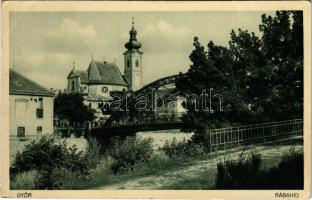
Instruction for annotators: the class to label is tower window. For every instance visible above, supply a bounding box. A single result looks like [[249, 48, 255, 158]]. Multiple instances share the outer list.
[[71, 80, 75, 91], [127, 60, 130, 68], [135, 59, 139, 67]]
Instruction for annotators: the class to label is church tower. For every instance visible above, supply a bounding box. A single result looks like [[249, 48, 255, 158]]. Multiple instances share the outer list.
[[124, 18, 143, 91]]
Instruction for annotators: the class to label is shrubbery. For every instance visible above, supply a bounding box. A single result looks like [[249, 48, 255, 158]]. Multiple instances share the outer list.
[[108, 136, 154, 173], [161, 138, 205, 158], [215, 150, 262, 189], [10, 136, 100, 189], [10, 136, 157, 189], [215, 149, 303, 189]]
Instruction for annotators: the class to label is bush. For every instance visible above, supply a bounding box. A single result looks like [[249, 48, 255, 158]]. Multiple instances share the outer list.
[[215, 150, 262, 189], [11, 136, 89, 189], [215, 149, 303, 189], [261, 148, 303, 189], [161, 138, 205, 158], [108, 136, 154, 173], [84, 138, 102, 168]]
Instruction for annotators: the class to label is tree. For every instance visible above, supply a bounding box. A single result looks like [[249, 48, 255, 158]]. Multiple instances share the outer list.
[[259, 11, 303, 119], [54, 93, 95, 136], [176, 11, 303, 146]]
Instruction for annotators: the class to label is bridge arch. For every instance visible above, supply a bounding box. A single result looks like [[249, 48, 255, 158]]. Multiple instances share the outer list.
[[104, 74, 185, 126]]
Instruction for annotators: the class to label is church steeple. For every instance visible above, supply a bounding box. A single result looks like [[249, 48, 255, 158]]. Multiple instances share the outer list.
[[123, 18, 143, 91], [125, 17, 142, 50]]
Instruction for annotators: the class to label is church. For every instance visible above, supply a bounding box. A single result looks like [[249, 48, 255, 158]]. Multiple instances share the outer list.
[[66, 20, 144, 124]]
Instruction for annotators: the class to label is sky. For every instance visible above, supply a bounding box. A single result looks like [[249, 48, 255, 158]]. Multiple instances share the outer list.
[[9, 11, 275, 90]]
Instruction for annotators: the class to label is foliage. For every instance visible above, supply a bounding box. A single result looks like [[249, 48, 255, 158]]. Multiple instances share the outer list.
[[54, 93, 95, 136], [215, 150, 262, 189], [11, 137, 90, 189], [215, 149, 303, 189], [175, 11, 303, 142], [161, 138, 205, 158], [108, 136, 154, 173]]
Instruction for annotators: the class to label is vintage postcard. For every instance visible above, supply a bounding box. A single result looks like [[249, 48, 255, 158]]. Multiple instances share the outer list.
[[1, 1, 311, 199]]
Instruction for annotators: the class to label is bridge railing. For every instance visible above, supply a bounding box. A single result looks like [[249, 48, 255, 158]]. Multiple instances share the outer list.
[[209, 119, 303, 152]]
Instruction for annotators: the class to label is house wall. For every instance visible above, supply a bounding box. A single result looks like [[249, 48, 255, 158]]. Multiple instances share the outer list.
[[9, 95, 54, 137]]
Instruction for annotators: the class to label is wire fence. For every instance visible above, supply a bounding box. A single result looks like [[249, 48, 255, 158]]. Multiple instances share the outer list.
[[209, 119, 303, 152]]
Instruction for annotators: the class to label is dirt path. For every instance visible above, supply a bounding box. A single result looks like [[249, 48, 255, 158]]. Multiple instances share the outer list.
[[97, 135, 303, 190]]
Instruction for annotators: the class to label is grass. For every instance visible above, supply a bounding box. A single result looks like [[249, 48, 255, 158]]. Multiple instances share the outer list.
[[10, 170, 36, 190], [10, 135, 303, 190], [160, 169, 216, 189], [62, 154, 197, 189], [10, 136, 200, 190], [161, 148, 303, 190]]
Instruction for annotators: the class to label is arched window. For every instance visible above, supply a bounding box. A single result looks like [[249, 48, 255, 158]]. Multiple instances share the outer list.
[[135, 59, 139, 67], [127, 60, 130, 68], [71, 80, 75, 91], [102, 86, 108, 93]]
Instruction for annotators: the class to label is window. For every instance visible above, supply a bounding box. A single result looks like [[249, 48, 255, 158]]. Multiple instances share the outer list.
[[38, 98, 43, 108], [127, 60, 130, 68], [36, 98, 44, 118], [37, 126, 42, 135], [135, 59, 139, 67], [17, 127, 25, 137], [71, 80, 75, 91], [36, 108, 44, 118], [102, 86, 108, 93]]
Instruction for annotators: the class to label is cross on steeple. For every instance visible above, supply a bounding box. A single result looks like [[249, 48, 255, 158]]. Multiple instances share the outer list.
[[72, 61, 75, 70]]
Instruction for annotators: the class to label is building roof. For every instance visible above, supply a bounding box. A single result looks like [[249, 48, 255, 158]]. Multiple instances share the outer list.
[[78, 70, 88, 84], [67, 60, 128, 86], [10, 69, 55, 97], [67, 69, 88, 84], [87, 61, 128, 86]]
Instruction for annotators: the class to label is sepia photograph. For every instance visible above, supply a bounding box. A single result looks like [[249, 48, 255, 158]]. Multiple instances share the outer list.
[[1, 1, 311, 199]]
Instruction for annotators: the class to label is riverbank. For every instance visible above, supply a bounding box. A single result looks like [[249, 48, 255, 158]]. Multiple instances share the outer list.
[[95, 135, 302, 189]]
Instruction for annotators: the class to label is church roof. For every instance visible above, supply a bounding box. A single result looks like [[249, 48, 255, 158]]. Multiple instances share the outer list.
[[76, 70, 88, 84], [125, 20, 142, 51], [67, 69, 88, 84], [87, 61, 128, 86], [10, 69, 54, 97]]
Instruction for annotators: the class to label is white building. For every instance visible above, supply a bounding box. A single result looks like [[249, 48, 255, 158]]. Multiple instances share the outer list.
[[66, 21, 144, 124], [123, 21, 143, 91], [66, 60, 129, 124], [66, 20, 185, 124], [9, 69, 54, 138], [66, 21, 143, 96]]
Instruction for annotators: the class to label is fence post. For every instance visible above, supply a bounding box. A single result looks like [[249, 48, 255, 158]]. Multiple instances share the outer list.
[[209, 129, 212, 153], [262, 126, 265, 143], [223, 129, 226, 150]]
